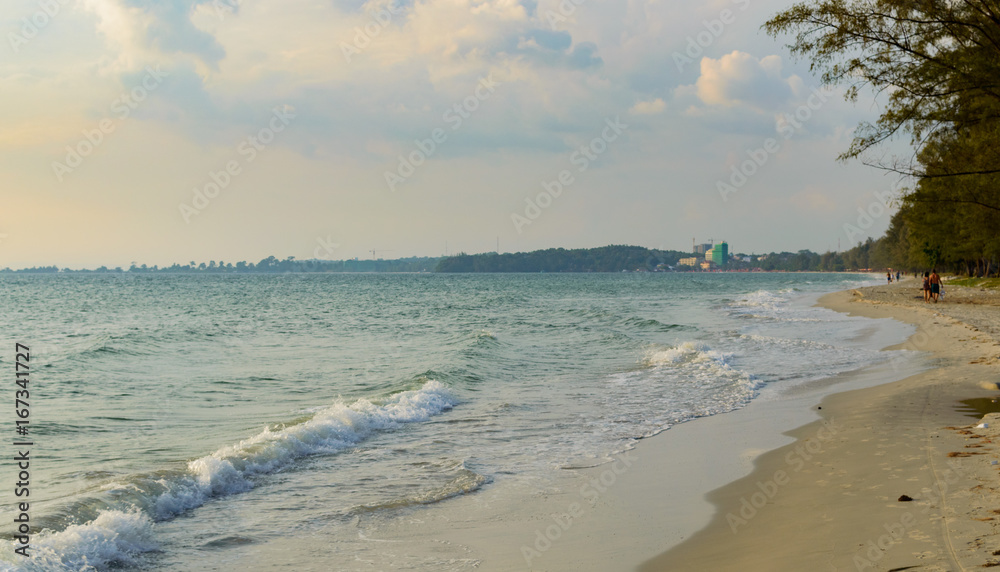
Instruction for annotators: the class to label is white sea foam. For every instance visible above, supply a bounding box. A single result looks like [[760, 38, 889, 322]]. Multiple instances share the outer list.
[[731, 288, 795, 310], [642, 341, 762, 393], [728, 288, 827, 322], [0, 510, 155, 572], [154, 380, 457, 518], [645, 341, 731, 366], [0, 381, 456, 570], [727, 284, 909, 394], [564, 341, 765, 454]]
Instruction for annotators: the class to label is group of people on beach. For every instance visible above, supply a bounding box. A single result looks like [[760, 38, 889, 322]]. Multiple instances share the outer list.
[[888, 269, 943, 302], [922, 270, 942, 303]]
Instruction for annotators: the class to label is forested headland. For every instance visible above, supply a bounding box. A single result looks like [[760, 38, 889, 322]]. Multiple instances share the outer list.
[[434, 246, 883, 273], [434, 246, 688, 272]]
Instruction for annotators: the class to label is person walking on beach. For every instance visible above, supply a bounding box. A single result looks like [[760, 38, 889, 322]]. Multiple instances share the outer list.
[[922, 272, 931, 302], [929, 269, 942, 303], [887, 271, 892, 284]]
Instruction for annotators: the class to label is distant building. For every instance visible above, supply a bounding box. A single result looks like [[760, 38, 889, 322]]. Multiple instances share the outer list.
[[678, 257, 700, 267], [707, 242, 729, 267], [693, 243, 713, 255], [700, 261, 712, 270]]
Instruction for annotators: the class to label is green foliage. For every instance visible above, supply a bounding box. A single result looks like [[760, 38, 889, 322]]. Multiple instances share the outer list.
[[765, 0, 1000, 170], [946, 277, 1000, 288], [434, 246, 688, 273], [436, 246, 871, 273], [766, 0, 1000, 276]]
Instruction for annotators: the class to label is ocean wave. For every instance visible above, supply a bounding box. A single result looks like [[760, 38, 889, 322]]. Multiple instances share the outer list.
[[570, 341, 765, 449], [727, 288, 830, 323], [350, 461, 490, 514], [643, 342, 762, 395], [730, 288, 795, 310], [474, 329, 497, 341], [157, 380, 457, 519], [620, 316, 691, 332], [0, 381, 457, 570], [0, 510, 156, 572]]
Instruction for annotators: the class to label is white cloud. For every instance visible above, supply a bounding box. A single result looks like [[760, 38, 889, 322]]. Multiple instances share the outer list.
[[694, 51, 795, 110], [629, 98, 666, 115], [80, 0, 225, 73]]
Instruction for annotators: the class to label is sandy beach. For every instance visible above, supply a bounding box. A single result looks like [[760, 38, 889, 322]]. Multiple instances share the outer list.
[[641, 278, 1000, 571]]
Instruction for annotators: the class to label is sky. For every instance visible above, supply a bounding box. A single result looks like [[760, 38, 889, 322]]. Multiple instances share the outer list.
[[0, 0, 910, 269]]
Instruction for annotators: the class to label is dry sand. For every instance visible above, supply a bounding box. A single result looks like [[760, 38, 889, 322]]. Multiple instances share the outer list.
[[641, 278, 1000, 571]]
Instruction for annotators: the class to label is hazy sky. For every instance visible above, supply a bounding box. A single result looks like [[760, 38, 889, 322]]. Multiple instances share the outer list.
[[1, 0, 908, 268]]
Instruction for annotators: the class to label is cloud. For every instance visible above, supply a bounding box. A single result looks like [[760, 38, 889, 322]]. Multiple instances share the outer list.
[[81, 0, 226, 70], [694, 51, 794, 110], [629, 98, 665, 115], [566, 42, 602, 69], [508, 30, 602, 69]]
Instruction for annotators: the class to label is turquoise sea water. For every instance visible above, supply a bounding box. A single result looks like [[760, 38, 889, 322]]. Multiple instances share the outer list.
[[0, 272, 911, 570]]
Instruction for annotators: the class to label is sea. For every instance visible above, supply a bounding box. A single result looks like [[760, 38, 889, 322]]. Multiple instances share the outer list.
[[0, 272, 916, 571]]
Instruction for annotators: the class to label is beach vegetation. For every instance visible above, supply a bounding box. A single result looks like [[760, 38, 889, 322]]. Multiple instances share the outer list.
[[945, 276, 1000, 289], [767, 0, 1000, 276]]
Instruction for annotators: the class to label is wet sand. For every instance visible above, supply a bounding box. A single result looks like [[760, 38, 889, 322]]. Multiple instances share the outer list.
[[640, 278, 1000, 571]]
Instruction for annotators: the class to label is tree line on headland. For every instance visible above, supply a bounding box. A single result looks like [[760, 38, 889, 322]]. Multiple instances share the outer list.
[[765, 0, 1000, 277], [0, 245, 902, 274], [434, 246, 872, 272]]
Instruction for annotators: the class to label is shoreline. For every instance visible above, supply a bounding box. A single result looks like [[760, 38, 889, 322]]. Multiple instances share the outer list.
[[208, 279, 1000, 571], [639, 279, 1000, 571], [346, 283, 932, 571]]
